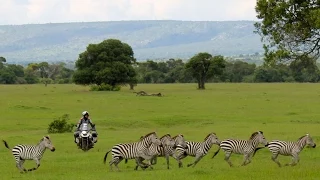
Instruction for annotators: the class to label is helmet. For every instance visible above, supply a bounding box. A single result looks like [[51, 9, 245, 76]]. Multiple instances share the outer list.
[[82, 111, 89, 116]]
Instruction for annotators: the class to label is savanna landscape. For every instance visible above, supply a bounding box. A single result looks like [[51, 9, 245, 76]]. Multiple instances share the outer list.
[[1, 83, 319, 180], [1, 0, 320, 180]]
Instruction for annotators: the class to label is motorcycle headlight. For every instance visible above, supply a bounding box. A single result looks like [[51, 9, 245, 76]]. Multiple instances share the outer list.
[[81, 131, 87, 134]]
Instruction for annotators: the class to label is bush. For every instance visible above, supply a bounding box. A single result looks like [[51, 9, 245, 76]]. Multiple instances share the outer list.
[[89, 83, 121, 91], [47, 114, 75, 134]]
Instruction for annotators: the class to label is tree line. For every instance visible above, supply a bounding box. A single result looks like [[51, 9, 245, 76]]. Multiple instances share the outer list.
[[0, 57, 74, 85], [1, 51, 320, 87]]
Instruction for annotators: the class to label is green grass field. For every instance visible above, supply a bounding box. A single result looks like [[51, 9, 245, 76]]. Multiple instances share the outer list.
[[1, 83, 319, 180]]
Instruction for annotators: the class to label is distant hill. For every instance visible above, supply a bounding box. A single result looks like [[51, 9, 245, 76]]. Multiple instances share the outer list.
[[0, 20, 264, 63]]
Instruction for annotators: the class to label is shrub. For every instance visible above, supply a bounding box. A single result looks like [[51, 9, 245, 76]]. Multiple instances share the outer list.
[[47, 114, 75, 134], [89, 83, 121, 91]]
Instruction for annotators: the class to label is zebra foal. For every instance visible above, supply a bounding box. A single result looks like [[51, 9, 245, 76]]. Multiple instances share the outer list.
[[103, 132, 162, 171], [173, 132, 220, 168], [212, 131, 267, 167], [2, 135, 56, 173], [255, 133, 316, 167]]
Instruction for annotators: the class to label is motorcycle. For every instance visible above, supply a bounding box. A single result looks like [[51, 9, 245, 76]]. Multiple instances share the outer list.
[[76, 123, 97, 151]]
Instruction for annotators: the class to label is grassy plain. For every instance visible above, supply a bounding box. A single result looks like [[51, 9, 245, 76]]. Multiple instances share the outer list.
[[0, 83, 319, 180]]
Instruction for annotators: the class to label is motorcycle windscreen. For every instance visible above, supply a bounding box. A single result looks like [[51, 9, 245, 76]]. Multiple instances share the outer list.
[[80, 123, 89, 131]]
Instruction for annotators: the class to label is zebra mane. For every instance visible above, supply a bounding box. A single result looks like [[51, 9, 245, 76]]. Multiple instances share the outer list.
[[249, 131, 262, 140], [172, 134, 183, 139], [141, 132, 156, 139], [160, 134, 171, 140], [298, 134, 308, 140], [204, 133, 215, 141]]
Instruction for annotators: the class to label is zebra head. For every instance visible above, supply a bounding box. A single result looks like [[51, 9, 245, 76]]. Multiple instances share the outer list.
[[173, 134, 187, 149], [250, 131, 268, 147], [141, 132, 161, 147], [41, 135, 55, 152], [205, 133, 220, 145], [302, 134, 316, 148], [160, 134, 175, 148]]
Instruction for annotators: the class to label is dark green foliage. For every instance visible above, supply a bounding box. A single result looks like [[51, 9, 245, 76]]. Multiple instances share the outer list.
[[73, 39, 137, 90], [255, 0, 320, 64], [48, 114, 75, 134], [185, 53, 226, 89]]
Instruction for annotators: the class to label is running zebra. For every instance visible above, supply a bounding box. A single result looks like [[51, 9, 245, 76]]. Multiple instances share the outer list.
[[255, 134, 316, 167], [103, 132, 162, 171], [127, 134, 187, 170], [150, 134, 187, 168], [212, 131, 267, 167], [173, 133, 220, 168], [2, 135, 56, 173], [129, 134, 176, 170]]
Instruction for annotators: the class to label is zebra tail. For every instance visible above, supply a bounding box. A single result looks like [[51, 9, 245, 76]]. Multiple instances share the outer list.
[[2, 140, 10, 149], [103, 150, 111, 164], [252, 147, 265, 157], [211, 147, 221, 159]]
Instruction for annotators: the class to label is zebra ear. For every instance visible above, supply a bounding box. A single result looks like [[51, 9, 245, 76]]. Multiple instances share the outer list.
[[44, 135, 50, 139]]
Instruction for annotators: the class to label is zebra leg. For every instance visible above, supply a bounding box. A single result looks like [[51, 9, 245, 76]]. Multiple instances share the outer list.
[[224, 152, 234, 167], [135, 157, 149, 170], [285, 154, 299, 166], [271, 153, 281, 167], [173, 151, 187, 168], [28, 158, 40, 171], [114, 157, 124, 171], [187, 154, 203, 168], [241, 154, 250, 166], [17, 159, 26, 173], [151, 156, 157, 165], [165, 154, 170, 169], [109, 157, 120, 171]]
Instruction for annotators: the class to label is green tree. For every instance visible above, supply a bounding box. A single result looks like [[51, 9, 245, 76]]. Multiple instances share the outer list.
[[186, 53, 226, 89], [73, 39, 136, 89], [255, 0, 320, 64]]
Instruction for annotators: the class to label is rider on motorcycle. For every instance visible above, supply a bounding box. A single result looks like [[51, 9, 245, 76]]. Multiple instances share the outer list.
[[74, 111, 98, 147]]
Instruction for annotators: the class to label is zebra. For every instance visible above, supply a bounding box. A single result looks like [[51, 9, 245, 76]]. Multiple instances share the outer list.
[[212, 131, 267, 167], [130, 134, 176, 170], [127, 134, 187, 170], [254, 133, 316, 167], [150, 134, 187, 168], [2, 135, 56, 173], [173, 132, 220, 168], [103, 132, 162, 171]]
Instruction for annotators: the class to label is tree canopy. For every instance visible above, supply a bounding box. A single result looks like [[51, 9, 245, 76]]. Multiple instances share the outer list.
[[73, 39, 137, 89], [255, 0, 320, 64], [185, 53, 226, 89]]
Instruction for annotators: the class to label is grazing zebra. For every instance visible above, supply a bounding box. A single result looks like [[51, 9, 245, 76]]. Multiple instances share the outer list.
[[2, 135, 56, 173], [254, 134, 316, 167], [212, 131, 267, 167], [173, 133, 220, 168], [127, 134, 187, 170], [103, 132, 162, 171]]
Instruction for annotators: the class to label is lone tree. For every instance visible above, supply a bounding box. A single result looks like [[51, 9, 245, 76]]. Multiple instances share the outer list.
[[186, 52, 226, 89], [73, 39, 137, 90], [255, 0, 320, 65]]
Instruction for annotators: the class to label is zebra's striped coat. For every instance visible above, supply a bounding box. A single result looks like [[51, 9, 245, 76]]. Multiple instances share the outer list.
[[2, 135, 55, 173], [173, 133, 220, 168], [264, 134, 316, 167], [103, 132, 161, 171], [212, 131, 267, 167]]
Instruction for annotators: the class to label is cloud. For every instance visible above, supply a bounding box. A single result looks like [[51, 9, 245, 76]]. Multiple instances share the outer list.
[[0, 0, 258, 25]]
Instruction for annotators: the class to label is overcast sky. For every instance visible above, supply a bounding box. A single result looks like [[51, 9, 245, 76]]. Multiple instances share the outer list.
[[1, 0, 258, 25]]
